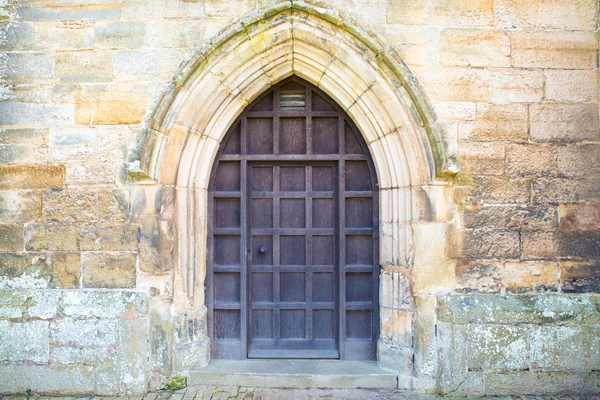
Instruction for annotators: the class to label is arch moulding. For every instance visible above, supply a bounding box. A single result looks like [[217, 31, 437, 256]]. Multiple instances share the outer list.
[[139, 1, 457, 388]]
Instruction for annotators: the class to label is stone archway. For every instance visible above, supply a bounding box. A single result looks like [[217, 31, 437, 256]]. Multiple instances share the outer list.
[[139, 2, 457, 390]]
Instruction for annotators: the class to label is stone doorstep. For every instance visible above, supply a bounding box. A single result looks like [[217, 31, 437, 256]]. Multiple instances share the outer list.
[[188, 360, 399, 389]]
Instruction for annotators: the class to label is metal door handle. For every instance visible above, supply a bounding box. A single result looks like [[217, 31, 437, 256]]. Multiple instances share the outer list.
[[259, 245, 267, 254]]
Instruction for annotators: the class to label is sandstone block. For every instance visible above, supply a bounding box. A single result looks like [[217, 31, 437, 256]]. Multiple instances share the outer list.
[[51, 252, 80, 289], [52, 345, 116, 365], [522, 230, 558, 259], [533, 178, 600, 204], [559, 231, 600, 259], [145, 19, 206, 48], [0, 144, 49, 164], [119, 318, 150, 393], [462, 228, 520, 259], [83, 252, 136, 288], [4, 52, 54, 80], [560, 261, 600, 293], [18, 4, 121, 21], [559, 203, 600, 232], [501, 261, 559, 293], [78, 223, 138, 251], [531, 104, 599, 142], [380, 268, 412, 309], [468, 324, 528, 371], [26, 289, 61, 319], [458, 141, 504, 176], [455, 259, 502, 293], [507, 143, 556, 177], [51, 319, 118, 347], [529, 325, 600, 371], [61, 290, 148, 319], [465, 176, 531, 204], [66, 163, 114, 186], [557, 144, 600, 178], [461, 205, 557, 230], [387, 0, 493, 26], [383, 25, 439, 66], [440, 28, 509, 68], [413, 223, 455, 294], [544, 70, 598, 103], [0, 364, 95, 395], [415, 66, 490, 102], [42, 189, 96, 222], [96, 125, 131, 161], [94, 20, 145, 49], [55, 50, 112, 84], [490, 68, 544, 104], [122, 0, 203, 20], [25, 223, 79, 251], [33, 21, 94, 50], [113, 48, 185, 82], [0, 102, 75, 126], [511, 30, 597, 69], [0, 190, 41, 223], [0, 320, 50, 362], [98, 189, 129, 222], [0, 165, 64, 190], [76, 83, 149, 125], [50, 125, 96, 162], [0, 224, 24, 251], [0, 128, 48, 145], [437, 293, 600, 325], [0, 289, 27, 318], [380, 308, 412, 347], [0, 253, 50, 285], [0, 22, 34, 50], [484, 371, 600, 396], [139, 215, 174, 274], [434, 101, 476, 121], [495, 0, 597, 30], [458, 103, 528, 142]]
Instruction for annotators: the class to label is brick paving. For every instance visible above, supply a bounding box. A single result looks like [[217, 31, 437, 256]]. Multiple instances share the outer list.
[[2, 387, 599, 400]]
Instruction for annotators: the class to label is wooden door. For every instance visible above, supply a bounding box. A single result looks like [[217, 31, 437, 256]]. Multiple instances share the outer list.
[[207, 77, 379, 360]]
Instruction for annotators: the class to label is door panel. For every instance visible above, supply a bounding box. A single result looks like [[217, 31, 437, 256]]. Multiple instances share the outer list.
[[207, 77, 379, 360]]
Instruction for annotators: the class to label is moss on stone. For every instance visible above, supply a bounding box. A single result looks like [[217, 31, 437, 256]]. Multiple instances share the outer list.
[[162, 376, 187, 390]]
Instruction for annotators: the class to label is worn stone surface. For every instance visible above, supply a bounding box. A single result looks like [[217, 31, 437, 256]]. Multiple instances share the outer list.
[[83, 252, 137, 288]]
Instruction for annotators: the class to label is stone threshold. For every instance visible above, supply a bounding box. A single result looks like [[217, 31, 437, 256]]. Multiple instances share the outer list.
[[188, 359, 399, 389]]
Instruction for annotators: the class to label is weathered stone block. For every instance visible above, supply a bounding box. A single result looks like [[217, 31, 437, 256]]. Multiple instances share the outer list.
[[83, 252, 137, 288], [0, 190, 41, 223], [121, 0, 203, 19], [76, 83, 149, 125], [559, 203, 600, 232], [94, 20, 145, 49], [119, 318, 150, 393], [458, 141, 505, 175], [522, 230, 558, 259], [51, 252, 80, 288], [379, 308, 412, 347], [467, 324, 528, 371], [0, 364, 95, 395], [4, 52, 54, 80], [0, 320, 50, 362], [145, 19, 206, 48], [387, 0, 493, 26], [52, 319, 118, 347], [413, 223, 455, 294], [380, 267, 412, 309], [98, 189, 129, 222], [52, 345, 116, 365], [507, 143, 556, 177], [0, 253, 50, 286], [501, 261, 559, 293], [18, 4, 122, 21], [139, 215, 174, 274], [461, 205, 557, 230], [0, 289, 27, 318], [458, 103, 528, 142], [42, 189, 96, 222], [436, 322, 470, 394], [55, 50, 113, 83], [173, 340, 209, 372], [530, 104, 599, 142], [529, 326, 600, 371], [27, 289, 61, 319], [113, 48, 185, 81], [415, 66, 490, 102], [61, 290, 148, 319], [462, 228, 520, 259], [560, 261, 600, 293], [434, 101, 476, 121], [78, 223, 138, 251], [33, 21, 95, 50], [66, 162, 114, 186], [455, 259, 502, 293], [0, 128, 48, 145], [0, 22, 34, 50], [0, 223, 24, 251], [484, 371, 600, 395], [558, 231, 600, 259], [383, 25, 439, 66], [495, 0, 597, 30], [25, 223, 78, 251], [557, 144, 600, 178], [490, 68, 544, 104], [544, 69, 598, 103], [440, 28, 509, 67], [0, 102, 75, 126], [377, 341, 413, 373], [533, 178, 600, 204], [0, 144, 50, 164], [511, 30, 597, 69], [0, 165, 65, 190], [437, 294, 600, 325], [466, 176, 531, 204]]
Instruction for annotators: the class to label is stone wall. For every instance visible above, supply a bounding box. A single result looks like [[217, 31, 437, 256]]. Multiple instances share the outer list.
[[0, 0, 598, 396]]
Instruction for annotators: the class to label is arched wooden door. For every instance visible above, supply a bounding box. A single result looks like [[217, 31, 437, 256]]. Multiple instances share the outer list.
[[207, 77, 379, 360]]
